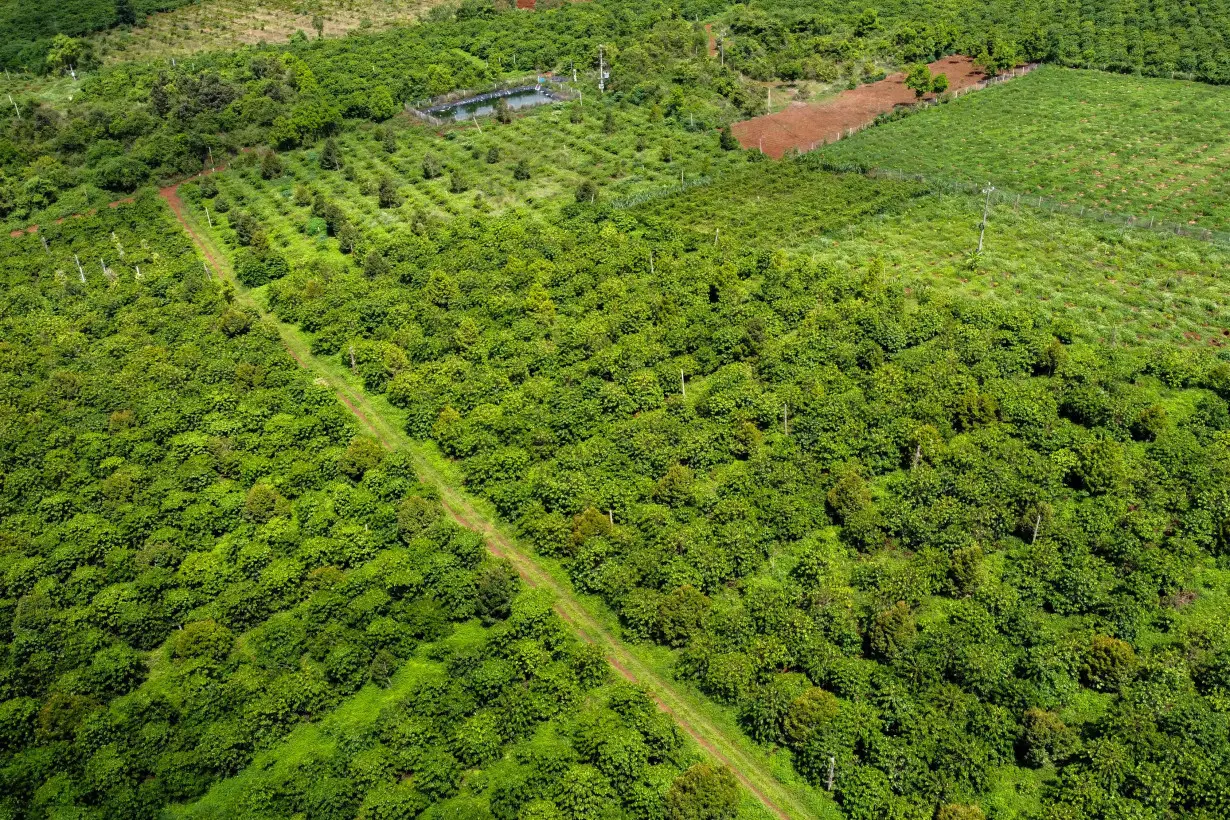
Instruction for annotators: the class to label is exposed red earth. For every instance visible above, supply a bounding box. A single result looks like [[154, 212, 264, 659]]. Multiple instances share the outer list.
[[733, 55, 989, 158]]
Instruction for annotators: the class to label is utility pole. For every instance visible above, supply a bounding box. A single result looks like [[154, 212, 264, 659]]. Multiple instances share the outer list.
[[783, 403, 788, 435], [680, 370, 686, 397], [598, 45, 607, 93], [74, 254, 85, 282], [827, 756, 835, 791], [204, 205, 212, 227], [977, 183, 995, 253], [767, 86, 771, 114], [648, 250, 653, 276]]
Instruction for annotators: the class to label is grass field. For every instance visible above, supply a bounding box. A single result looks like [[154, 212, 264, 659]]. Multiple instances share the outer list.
[[817, 67, 1230, 230], [91, 0, 444, 64], [637, 160, 1230, 350]]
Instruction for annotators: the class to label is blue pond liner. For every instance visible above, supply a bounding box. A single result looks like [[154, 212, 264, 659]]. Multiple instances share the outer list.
[[425, 85, 563, 121]]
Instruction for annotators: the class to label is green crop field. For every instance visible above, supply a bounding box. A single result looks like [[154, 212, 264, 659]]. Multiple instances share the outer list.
[[90, 0, 444, 65], [179, 98, 745, 272], [6, 2, 1230, 820], [637, 158, 1230, 349], [818, 67, 1230, 230]]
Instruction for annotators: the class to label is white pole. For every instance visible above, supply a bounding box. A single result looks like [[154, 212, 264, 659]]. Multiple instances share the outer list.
[[977, 183, 995, 253], [7, 93, 20, 119], [74, 254, 85, 282], [681, 370, 686, 397]]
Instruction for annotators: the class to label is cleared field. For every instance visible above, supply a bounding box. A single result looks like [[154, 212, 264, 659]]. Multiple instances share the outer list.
[[91, 0, 444, 64], [818, 67, 1230, 230], [733, 55, 993, 158]]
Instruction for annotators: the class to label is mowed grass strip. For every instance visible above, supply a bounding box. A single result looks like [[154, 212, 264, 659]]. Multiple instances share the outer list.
[[818, 67, 1230, 230]]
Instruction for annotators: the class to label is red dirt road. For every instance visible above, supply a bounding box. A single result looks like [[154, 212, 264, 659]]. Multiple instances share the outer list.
[[733, 55, 987, 158]]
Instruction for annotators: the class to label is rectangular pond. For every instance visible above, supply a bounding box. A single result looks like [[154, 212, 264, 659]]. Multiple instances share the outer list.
[[427, 86, 560, 122]]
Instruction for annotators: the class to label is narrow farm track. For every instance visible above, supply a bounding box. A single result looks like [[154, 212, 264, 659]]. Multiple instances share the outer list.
[[158, 183, 826, 820]]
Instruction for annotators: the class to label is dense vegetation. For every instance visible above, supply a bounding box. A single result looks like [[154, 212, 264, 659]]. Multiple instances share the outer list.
[[251, 168, 1230, 817], [714, 0, 1230, 84], [0, 0, 192, 70], [5, 1, 1230, 818], [636, 157, 1230, 349], [0, 197, 750, 819], [0, 0, 758, 231], [818, 67, 1230, 230]]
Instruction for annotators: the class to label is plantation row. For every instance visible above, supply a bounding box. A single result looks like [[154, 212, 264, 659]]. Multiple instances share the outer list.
[[90, 0, 440, 66], [175, 98, 747, 277], [818, 67, 1230, 230], [0, 197, 747, 819], [636, 156, 1230, 350], [242, 170, 1230, 818]]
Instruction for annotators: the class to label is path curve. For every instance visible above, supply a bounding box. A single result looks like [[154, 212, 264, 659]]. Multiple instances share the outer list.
[[157, 180, 823, 820]]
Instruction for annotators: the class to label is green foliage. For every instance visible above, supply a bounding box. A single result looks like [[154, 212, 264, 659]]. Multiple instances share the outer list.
[[665, 763, 740, 820], [0, 198, 559, 818], [904, 62, 933, 98], [259, 189, 1230, 818], [821, 67, 1230, 229]]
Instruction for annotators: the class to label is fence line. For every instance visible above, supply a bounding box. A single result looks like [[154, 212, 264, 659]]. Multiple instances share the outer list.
[[793, 63, 1043, 154], [612, 157, 1229, 247], [807, 160, 1230, 247]]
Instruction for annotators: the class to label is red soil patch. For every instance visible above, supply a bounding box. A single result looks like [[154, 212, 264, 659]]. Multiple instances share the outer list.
[[705, 23, 717, 58], [7, 197, 136, 237], [516, 0, 534, 7], [733, 55, 988, 158]]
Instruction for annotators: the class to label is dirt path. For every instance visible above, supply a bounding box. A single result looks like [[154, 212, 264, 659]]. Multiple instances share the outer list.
[[157, 182, 826, 820], [734, 55, 996, 158]]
